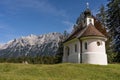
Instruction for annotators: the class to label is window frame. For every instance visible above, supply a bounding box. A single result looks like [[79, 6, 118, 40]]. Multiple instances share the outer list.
[[89, 19, 92, 23], [97, 41, 102, 46], [85, 42, 87, 50], [67, 47, 70, 56]]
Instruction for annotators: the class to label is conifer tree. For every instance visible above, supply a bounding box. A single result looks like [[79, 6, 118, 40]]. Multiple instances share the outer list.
[[107, 0, 120, 62], [96, 4, 107, 28]]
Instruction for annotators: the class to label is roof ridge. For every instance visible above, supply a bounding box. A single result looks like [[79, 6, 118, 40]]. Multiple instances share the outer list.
[[80, 23, 105, 38]]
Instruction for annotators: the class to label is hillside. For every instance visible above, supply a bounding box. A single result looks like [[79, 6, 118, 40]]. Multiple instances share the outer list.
[[0, 63, 120, 80]]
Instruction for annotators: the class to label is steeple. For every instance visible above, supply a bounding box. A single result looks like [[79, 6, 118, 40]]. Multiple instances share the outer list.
[[84, 2, 91, 18], [84, 2, 94, 26]]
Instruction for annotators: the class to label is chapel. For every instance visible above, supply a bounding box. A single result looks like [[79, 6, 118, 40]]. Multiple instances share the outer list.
[[62, 4, 108, 65]]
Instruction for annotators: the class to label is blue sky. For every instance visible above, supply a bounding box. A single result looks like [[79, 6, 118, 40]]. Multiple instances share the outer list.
[[0, 0, 107, 44]]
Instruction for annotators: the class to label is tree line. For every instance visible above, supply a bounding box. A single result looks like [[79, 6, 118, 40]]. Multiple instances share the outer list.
[[96, 0, 120, 63], [0, 55, 61, 64]]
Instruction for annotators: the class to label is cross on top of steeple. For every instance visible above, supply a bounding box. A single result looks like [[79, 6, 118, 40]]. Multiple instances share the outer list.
[[86, 2, 89, 9]]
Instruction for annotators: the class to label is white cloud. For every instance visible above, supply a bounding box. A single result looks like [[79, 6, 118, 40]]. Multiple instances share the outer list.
[[0, 23, 16, 43], [0, 26, 4, 29], [0, 24, 13, 31], [0, 0, 67, 17], [62, 20, 74, 33], [0, 24, 8, 30]]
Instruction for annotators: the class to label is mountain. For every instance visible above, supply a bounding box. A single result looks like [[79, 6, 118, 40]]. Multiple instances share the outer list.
[[0, 32, 63, 58]]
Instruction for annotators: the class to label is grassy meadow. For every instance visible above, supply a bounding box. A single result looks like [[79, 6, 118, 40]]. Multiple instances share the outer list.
[[0, 63, 120, 80]]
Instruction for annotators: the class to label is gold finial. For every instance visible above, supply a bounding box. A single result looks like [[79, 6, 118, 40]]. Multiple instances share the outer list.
[[86, 2, 89, 9]]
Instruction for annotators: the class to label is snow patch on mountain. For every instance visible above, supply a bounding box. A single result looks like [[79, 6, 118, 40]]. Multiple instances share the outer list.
[[0, 32, 63, 58]]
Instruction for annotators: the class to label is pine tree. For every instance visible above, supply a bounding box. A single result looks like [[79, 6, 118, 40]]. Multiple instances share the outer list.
[[96, 4, 107, 28], [63, 30, 69, 39], [107, 0, 120, 62], [76, 12, 85, 25]]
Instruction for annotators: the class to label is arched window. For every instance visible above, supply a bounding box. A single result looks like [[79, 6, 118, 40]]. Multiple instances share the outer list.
[[75, 44, 77, 52], [89, 19, 92, 23], [67, 47, 70, 56], [85, 42, 87, 50]]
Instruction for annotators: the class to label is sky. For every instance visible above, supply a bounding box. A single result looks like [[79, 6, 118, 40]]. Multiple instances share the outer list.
[[0, 0, 108, 44]]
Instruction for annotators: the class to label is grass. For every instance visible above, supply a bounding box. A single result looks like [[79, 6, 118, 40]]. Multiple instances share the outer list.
[[0, 63, 120, 80]]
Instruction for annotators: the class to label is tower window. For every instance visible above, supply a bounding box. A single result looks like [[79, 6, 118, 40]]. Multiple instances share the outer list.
[[89, 19, 92, 23], [87, 18, 94, 25], [85, 42, 87, 50], [75, 44, 77, 52]]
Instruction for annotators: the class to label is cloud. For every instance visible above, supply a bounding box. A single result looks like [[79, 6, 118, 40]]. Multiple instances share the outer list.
[[0, 24, 8, 30], [0, 23, 16, 43], [62, 20, 74, 33], [0, 26, 5, 29], [0, 23, 14, 32], [0, 0, 67, 17]]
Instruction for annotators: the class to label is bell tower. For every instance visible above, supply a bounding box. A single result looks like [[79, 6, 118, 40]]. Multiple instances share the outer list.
[[84, 2, 94, 26]]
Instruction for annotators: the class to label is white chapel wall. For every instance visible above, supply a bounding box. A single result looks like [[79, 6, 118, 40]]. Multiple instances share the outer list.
[[82, 39, 106, 53], [82, 38, 107, 65], [63, 39, 81, 63]]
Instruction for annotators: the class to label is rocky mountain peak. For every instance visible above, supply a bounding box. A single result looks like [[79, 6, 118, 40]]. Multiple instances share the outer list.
[[0, 32, 63, 58]]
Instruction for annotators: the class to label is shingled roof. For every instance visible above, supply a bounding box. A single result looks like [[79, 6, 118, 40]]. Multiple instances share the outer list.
[[80, 23, 105, 37], [64, 21, 106, 43]]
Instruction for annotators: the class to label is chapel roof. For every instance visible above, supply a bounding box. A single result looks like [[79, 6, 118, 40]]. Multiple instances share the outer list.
[[80, 23, 105, 37], [64, 17, 107, 43]]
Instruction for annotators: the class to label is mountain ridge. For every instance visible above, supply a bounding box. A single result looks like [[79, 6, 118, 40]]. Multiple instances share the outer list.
[[0, 32, 63, 58]]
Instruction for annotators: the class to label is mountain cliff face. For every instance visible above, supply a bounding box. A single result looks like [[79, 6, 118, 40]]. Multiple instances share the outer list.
[[0, 32, 63, 58]]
